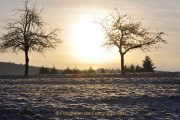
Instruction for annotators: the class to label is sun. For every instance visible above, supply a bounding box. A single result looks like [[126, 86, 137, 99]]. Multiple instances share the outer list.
[[73, 20, 111, 63]]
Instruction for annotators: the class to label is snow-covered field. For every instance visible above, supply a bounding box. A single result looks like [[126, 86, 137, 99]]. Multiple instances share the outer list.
[[0, 73, 180, 120]]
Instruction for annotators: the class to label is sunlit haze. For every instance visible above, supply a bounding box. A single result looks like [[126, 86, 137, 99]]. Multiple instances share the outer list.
[[73, 20, 113, 63], [0, 0, 180, 71]]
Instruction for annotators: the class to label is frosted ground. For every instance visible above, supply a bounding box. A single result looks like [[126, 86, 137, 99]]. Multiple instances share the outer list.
[[0, 73, 180, 120]]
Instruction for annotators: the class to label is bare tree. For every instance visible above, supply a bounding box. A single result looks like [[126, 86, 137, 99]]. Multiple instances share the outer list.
[[94, 8, 166, 75], [0, 0, 61, 76]]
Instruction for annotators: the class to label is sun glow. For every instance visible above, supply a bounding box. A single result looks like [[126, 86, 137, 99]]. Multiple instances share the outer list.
[[73, 20, 111, 63]]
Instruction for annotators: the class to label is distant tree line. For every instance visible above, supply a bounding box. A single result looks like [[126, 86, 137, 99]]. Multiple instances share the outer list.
[[124, 56, 155, 72], [61, 67, 122, 74], [61, 56, 155, 74], [39, 56, 156, 74], [39, 66, 59, 74], [96, 68, 121, 74], [38, 56, 155, 75], [61, 67, 95, 74]]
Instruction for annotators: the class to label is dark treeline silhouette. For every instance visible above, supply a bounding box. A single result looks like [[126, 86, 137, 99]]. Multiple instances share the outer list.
[[124, 64, 143, 73], [61, 55, 155, 74], [0, 56, 155, 75], [125, 56, 155, 72], [39, 66, 59, 74], [39, 56, 155, 75], [61, 67, 80, 74], [96, 68, 121, 73], [61, 67, 94, 74], [61, 67, 121, 74]]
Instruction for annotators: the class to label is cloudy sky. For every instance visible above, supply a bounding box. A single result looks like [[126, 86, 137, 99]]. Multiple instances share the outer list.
[[0, 0, 180, 71]]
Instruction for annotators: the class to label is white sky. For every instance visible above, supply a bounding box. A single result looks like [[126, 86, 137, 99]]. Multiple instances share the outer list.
[[0, 0, 180, 71]]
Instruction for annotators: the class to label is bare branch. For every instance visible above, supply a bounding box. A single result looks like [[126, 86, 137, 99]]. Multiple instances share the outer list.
[[94, 8, 166, 55], [0, 0, 61, 54]]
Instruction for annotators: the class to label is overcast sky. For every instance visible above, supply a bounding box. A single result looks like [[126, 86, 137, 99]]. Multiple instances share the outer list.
[[0, 0, 180, 71]]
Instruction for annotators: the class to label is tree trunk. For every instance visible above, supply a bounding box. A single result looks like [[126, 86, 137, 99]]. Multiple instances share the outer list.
[[120, 53, 125, 75], [25, 50, 29, 76]]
